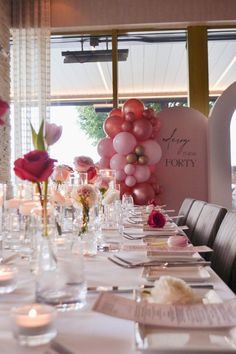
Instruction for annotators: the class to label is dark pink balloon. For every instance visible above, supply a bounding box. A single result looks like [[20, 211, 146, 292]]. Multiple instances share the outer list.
[[142, 108, 155, 120], [133, 118, 153, 140], [103, 115, 124, 138], [149, 164, 157, 173], [99, 157, 110, 169], [109, 108, 123, 118], [124, 112, 135, 122], [97, 137, 115, 157], [133, 183, 155, 205], [123, 99, 145, 120], [121, 121, 133, 132]]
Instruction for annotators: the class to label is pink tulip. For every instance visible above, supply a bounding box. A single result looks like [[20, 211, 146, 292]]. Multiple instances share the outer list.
[[44, 122, 62, 146]]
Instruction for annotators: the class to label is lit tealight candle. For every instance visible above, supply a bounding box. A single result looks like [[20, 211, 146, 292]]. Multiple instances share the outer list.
[[11, 303, 57, 346], [0, 265, 18, 294]]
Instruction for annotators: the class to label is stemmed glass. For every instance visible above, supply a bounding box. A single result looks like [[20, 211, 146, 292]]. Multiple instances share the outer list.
[[122, 193, 134, 212]]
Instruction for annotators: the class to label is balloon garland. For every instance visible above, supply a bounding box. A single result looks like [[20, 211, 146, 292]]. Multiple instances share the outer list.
[[97, 99, 162, 205]]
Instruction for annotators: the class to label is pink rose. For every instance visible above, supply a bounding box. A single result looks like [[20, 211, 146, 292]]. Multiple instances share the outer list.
[[53, 164, 73, 183], [44, 122, 62, 146], [74, 156, 94, 173], [148, 210, 166, 228]]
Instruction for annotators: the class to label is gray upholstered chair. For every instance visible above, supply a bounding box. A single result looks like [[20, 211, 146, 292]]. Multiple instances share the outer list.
[[176, 198, 195, 226]]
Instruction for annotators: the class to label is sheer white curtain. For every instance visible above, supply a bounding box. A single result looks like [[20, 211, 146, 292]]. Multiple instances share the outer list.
[[12, 0, 51, 159]]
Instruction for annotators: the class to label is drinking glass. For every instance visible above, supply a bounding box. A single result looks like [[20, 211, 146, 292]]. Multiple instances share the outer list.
[[122, 193, 134, 212]]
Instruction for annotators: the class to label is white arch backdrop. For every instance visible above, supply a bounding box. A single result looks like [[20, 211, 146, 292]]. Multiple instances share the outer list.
[[208, 81, 236, 208]]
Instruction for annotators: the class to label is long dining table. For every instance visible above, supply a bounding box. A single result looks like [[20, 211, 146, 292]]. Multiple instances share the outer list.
[[0, 212, 235, 354]]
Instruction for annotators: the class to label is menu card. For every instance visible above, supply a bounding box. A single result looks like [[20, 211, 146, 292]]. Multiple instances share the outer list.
[[93, 293, 236, 328]]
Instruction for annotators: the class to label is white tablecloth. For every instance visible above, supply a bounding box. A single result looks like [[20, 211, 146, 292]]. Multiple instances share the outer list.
[[0, 230, 234, 354]]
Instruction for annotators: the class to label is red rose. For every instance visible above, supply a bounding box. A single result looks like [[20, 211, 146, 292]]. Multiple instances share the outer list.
[[0, 99, 9, 118], [148, 210, 166, 228], [87, 166, 97, 182], [14, 150, 57, 182]]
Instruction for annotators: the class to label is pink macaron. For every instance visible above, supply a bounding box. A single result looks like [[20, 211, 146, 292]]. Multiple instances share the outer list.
[[167, 235, 189, 248]]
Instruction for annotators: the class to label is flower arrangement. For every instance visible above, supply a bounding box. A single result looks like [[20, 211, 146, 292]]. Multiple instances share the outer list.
[[13, 120, 62, 236], [147, 209, 166, 228], [72, 184, 97, 235]]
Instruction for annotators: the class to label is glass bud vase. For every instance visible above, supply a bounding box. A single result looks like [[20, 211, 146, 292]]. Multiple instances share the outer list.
[[34, 207, 87, 311]]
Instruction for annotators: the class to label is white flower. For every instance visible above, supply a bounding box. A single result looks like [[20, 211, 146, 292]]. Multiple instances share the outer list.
[[102, 190, 119, 205], [150, 276, 200, 305]]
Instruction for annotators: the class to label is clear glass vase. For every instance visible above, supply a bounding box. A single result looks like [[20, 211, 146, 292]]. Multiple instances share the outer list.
[[35, 236, 87, 311]]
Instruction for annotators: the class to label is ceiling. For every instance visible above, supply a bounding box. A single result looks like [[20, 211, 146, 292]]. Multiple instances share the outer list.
[[50, 30, 236, 105]]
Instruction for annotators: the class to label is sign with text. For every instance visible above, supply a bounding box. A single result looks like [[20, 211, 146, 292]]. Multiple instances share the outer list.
[[157, 107, 208, 211]]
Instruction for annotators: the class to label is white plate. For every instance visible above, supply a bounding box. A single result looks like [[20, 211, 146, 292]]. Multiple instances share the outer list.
[[135, 290, 236, 353], [143, 266, 211, 282]]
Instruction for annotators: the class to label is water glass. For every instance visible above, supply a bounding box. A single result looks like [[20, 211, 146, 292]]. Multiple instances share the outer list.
[[122, 193, 134, 212]]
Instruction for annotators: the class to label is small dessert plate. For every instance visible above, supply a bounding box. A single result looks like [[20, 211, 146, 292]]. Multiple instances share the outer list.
[[143, 266, 211, 282]]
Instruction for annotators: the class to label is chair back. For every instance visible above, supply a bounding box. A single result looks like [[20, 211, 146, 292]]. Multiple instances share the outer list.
[[191, 203, 227, 248], [185, 200, 206, 239], [211, 210, 236, 292], [176, 198, 195, 226]]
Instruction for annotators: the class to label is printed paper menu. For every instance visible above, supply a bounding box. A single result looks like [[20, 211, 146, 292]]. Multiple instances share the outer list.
[[93, 293, 236, 328]]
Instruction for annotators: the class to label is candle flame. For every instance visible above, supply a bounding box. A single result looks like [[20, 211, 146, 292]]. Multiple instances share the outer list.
[[28, 308, 37, 318]]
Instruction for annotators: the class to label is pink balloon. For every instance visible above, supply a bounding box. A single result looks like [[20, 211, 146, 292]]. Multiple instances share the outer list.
[[134, 165, 151, 183], [97, 137, 115, 157], [99, 157, 110, 169], [103, 115, 124, 138], [125, 175, 136, 187], [124, 164, 135, 175], [148, 173, 158, 184], [133, 118, 153, 140], [113, 132, 137, 155], [133, 183, 155, 205], [121, 121, 133, 132], [142, 140, 162, 165], [110, 154, 127, 170], [116, 169, 126, 181]]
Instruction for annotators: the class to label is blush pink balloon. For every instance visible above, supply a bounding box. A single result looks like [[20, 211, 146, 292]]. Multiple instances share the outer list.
[[113, 132, 137, 155], [123, 99, 144, 120], [99, 157, 110, 169], [103, 115, 124, 138], [142, 140, 162, 165], [116, 169, 126, 181], [124, 164, 135, 175], [110, 154, 127, 170], [97, 137, 115, 157], [125, 175, 136, 187], [133, 118, 153, 140], [132, 183, 155, 205], [121, 121, 133, 132], [134, 165, 151, 183]]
